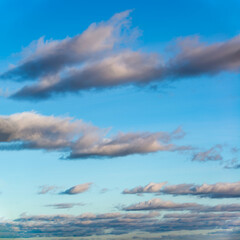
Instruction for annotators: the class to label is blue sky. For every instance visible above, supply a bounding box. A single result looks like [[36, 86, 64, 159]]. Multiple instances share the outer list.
[[0, 0, 240, 239]]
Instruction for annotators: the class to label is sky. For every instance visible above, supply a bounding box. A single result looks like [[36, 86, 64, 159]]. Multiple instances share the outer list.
[[0, 0, 239, 239]]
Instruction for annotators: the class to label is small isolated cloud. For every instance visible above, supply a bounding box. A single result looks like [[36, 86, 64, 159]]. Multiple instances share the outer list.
[[0, 112, 189, 159], [38, 185, 58, 194], [192, 144, 223, 162], [100, 188, 109, 194], [123, 181, 240, 198], [61, 183, 92, 195], [45, 203, 85, 209]]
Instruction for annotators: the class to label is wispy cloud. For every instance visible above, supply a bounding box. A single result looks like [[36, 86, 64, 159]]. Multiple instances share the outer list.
[[192, 144, 223, 162], [38, 185, 59, 194], [0, 112, 189, 159], [1, 10, 133, 81], [45, 202, 85, 209]]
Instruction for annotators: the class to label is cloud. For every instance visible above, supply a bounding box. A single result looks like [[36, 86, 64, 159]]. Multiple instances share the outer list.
[[124, 198, 203, 211], [162, 181, 240, 198], [123, 182, 167, 195], [0, 112, 189, 159], [225, 163, 240, 169], [224, 157, 240, 169], [1, 10, 133, 81], [1, 210, 240, 238], [100, 188, 109, 194], [192, 144, 223, 162], [38, 185, 58, 194], [124, 198, 240, 212], [12, 51, 162, 100], [61, 183, 92, 195], [123, 181, 240, 198], [2, 12, 240, 100], [45, 203, 85, 209], [167, 35, 240, 77]]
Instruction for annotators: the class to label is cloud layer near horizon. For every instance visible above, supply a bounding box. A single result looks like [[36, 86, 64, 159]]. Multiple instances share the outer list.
[[123, 181, 240, 198], [2, 209, 240, 238], [0, 112, 189, 159], [1, 11, 240, 100]]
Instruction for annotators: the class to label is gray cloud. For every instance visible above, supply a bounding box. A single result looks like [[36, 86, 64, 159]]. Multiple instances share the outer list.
[[61, 183, 92, 195], [12, 51, 162, 100], [225, 163, 240, 169], [1, 10, 133, 81], [1, 210, 240, 238], [124, 198, 240, 212], [167, 35, 240, 77], [224, 157, 240, 169], [2, 12, 240, 100], [45, 203, 85, 209], [162, 181, 240, 198], [124, 181, 240, 198], [38, 185, 58, 194], [123, 182, 167, 195], [192, 144, 223, 162], [0, 112, 189, 159]]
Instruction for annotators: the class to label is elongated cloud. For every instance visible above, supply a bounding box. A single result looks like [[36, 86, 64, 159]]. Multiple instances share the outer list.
[[124, 198, 202, 212], [12, 51, 162, 99], [162, 181, 240, 198], [2, 12, 240, 100], [0, 112, 188, 158], [45, 203, 85, 209], [61, 183, 92, 195], [168, 35, 240, 77], [2, 210, 239, 238], [123, 182, 167, 195], [123, 181, 240, 198], [1, 10, 133, 81], [124, 198, 240, 212]]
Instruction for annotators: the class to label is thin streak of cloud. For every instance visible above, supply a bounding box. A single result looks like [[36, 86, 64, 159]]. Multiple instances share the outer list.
[[45, 203, 85, 209]]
